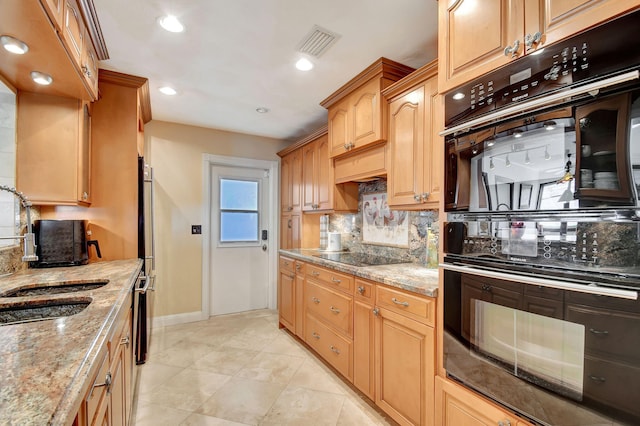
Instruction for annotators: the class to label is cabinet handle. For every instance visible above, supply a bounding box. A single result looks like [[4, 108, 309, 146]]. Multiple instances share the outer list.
[[311, 296, 320, 304], [288, 219, 292, 229], [343, 142, 350, 150], [82, 191, 88, 200], [329, 345, 341, 354], [331, 277, 342, 284], [589, 328, 609, 335], [81, 65, 92, 78], [524, 32, 542, 51], [503, 39, 520, 58], [287, 274, 295, 279], [311, 271, 320, 276], [284, 261, 290, 266], [497, 421, 511, 426], [312, 332, 320, 339], [296, 264, 302, 271], [120, 335, 130, 347], [357, 286, 365, 295], [329, 306, 341, 314], [287, 206, 293, 211], [589, 375, 607, 383], [422, 192, 430, 201], [414, 194, 421, 202], [373, 307, 380, 316], [391, 297, 409, 307], [93, 372, 112, 394]]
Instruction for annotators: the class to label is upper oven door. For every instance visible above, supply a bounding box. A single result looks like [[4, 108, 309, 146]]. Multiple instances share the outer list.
[[445, 89, 640, 212]]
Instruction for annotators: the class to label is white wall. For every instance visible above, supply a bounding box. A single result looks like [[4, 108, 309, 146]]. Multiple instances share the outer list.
[[145, 120, 290, 321]]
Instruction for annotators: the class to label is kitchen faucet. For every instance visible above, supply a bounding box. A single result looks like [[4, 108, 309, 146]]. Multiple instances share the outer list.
[[0, 185, 38, 261]]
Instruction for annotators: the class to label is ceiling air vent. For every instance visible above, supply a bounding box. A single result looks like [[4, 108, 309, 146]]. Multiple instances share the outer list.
[[297, 25, 340, 58]]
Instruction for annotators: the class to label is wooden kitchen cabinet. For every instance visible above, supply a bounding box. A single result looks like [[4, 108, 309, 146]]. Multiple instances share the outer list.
[[321, 57, 414, 158], [40, 0, 64, 29], [17, 92, 91, 205], [278, 255, 296, 332], [385, 61, 442, 209], [280, 213, 300, 249], [436, 376, 521, 426], [438, 0, 640, 93], [300, 127, 358, 212], [294, 261, 305, 338], [354, 278, 375, 400], [375, 285, 436, 426], [280, 149, 302, 214]]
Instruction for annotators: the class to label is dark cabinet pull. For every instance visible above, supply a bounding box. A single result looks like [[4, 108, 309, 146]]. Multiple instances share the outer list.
[[589, 328, 609, 335], [589, 375, 607, 383]]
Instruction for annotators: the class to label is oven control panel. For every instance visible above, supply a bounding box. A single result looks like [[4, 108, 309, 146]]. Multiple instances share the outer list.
[[444, 220, 638, 272], [444, 9, 640, 127]]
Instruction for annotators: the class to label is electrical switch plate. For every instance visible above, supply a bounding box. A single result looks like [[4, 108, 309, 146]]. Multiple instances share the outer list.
[[191, 225, 202, 234]]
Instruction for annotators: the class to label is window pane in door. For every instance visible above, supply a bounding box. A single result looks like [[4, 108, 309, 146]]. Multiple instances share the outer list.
[[220, 212, 258, 242], [220, 179, 258, 210]]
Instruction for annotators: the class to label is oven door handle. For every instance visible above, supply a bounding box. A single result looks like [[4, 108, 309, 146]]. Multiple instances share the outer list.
[[439, 263, 638, 300], [439, 70, 640, 137]]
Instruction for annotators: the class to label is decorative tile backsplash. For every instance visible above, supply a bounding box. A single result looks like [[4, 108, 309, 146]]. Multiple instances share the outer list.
[[329, 180, 438, 266]]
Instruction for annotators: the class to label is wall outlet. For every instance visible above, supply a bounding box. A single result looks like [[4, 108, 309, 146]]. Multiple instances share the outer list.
[[191, 225, 202, 234]]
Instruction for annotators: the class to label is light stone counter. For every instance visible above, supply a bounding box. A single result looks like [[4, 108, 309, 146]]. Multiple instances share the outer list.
[[280, 249, 439, 298], [0, 259, 143, 425]]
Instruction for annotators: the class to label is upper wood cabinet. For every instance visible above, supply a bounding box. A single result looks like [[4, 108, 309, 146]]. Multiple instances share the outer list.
[[321, 58, 414, 158], [438, 0, 640, 93], [385, 61, 442, 209], [0, 1, 106, 101], [280, 149, 302, 214], [17, 92, 91, 205]]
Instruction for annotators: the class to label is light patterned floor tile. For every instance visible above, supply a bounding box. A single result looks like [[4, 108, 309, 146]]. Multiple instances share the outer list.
[[261, 386, 345, 426], [180, 413, 251, 425], [235, 352, 305, 384], [134, 399, 191, 426]]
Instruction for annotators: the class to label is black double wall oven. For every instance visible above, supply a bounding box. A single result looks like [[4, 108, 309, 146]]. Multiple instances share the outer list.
[[441, 9, 640, 426]]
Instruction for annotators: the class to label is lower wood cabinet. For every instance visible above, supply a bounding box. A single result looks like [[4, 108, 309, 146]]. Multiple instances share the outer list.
[[75, 292, 133, 426], [435, 377, 525, 426], [353, 279, 375, 400], [278, 256, 296, 331]]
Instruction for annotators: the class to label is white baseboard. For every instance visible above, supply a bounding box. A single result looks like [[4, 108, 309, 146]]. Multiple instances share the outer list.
[[153, 310, 208, 327]]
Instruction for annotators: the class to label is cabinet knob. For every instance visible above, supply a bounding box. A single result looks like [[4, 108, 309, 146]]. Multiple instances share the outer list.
[[497, 421, 511, 426], [312, 331, 320, 339], [329, 345, 341, 354], [414, 194, 421, 202], [120, 335, 130, 347], [524, 32, 542, 51], [311, 296, 320, 304], [329, 306, 341, 314], [82, 191, 88, 200], [422, 192, 430, 201], [503, 39, 520, 58], [81, 65, 92, 78], [373, 307, 380, 316], [357, 286, 365, 295]]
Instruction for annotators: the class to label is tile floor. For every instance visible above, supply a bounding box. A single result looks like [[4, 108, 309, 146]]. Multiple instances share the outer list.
[[132, 309, 394, 426]]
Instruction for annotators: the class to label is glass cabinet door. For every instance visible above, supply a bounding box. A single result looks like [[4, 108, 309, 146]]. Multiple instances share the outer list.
[[575, 93, 632, 202]]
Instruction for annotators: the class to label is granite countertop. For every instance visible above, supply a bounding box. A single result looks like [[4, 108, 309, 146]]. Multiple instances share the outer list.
[[279, 249, 439, 298], [0, 259, 143, 426]]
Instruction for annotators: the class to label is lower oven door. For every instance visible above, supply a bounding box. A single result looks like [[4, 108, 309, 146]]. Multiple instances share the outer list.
[[442, 262, 640, 426]]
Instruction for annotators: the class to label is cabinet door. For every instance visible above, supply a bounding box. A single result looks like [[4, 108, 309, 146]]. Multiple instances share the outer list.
[[301, 142, 318, 211], [438, 0, 524, 93], [281, 154, 293, 213], [388, 86, 425, 206], [354, 299, 375, 400], [80, 31, 99, 100], [294, 263, 305, 339], [351, 78, 382, 151], [423, 79, 442, 207], [110, 345, 125, 426], [279, 270, 296, 331], [436, 376, 519, 426], [78, 102, 91, 203], [375, 307, 435, 426], [328, 98, 350, 157], [62, 0, 84, 64], [41, 0, 64, 28], [290, 149, 302, 212], [526, 0, 640, 52], [315, 135, 334, 211]]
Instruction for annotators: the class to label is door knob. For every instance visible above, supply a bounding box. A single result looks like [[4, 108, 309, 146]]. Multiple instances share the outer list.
[[262, 244, 267, 251]]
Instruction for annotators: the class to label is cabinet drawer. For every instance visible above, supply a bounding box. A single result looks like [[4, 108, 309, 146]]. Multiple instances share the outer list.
[[566, 304, 640, 361], [279, 256, 295, 273], [306, 264, 354, 293], [85, 345, 109, 425], [355, 278, 374, 302], [305, 313, 353, 381], [305, 280, 353, 337], [376, 285, 434, 326], [584, 356, 640, 419]]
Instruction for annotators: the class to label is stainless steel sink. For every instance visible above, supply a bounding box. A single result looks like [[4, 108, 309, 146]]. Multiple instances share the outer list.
[[0, 280, 108, 297], [0, 297, 91, 325]]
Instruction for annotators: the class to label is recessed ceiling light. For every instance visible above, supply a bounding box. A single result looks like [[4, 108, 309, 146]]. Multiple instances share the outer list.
[[295, 57, 313, 71], [256, 107, 269, 114], [452, 92, 465, 100], [158, 15, 184, 33], [30, 71, 53, 85], [159, 86, 177, 95], [0, 35, 29, 54]]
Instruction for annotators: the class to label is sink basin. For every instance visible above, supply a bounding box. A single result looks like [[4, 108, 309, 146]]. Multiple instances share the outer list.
[[0, 297, 91, 325], [0, 280, 108, 297]]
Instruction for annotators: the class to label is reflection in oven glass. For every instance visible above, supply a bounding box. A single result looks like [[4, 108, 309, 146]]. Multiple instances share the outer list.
[[472, 300, 585, 401]]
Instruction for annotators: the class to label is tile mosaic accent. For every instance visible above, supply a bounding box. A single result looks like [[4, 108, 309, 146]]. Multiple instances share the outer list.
[[329, 181, 438, 266]]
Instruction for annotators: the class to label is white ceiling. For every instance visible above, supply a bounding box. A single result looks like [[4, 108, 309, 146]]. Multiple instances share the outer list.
[[93, 0, 439, 142]]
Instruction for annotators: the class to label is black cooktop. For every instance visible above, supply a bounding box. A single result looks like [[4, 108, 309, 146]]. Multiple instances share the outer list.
[[313, 252, 410, 267]]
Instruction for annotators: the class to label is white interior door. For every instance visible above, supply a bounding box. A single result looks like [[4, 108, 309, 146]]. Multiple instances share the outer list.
[[209, 165, 270, 316]]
